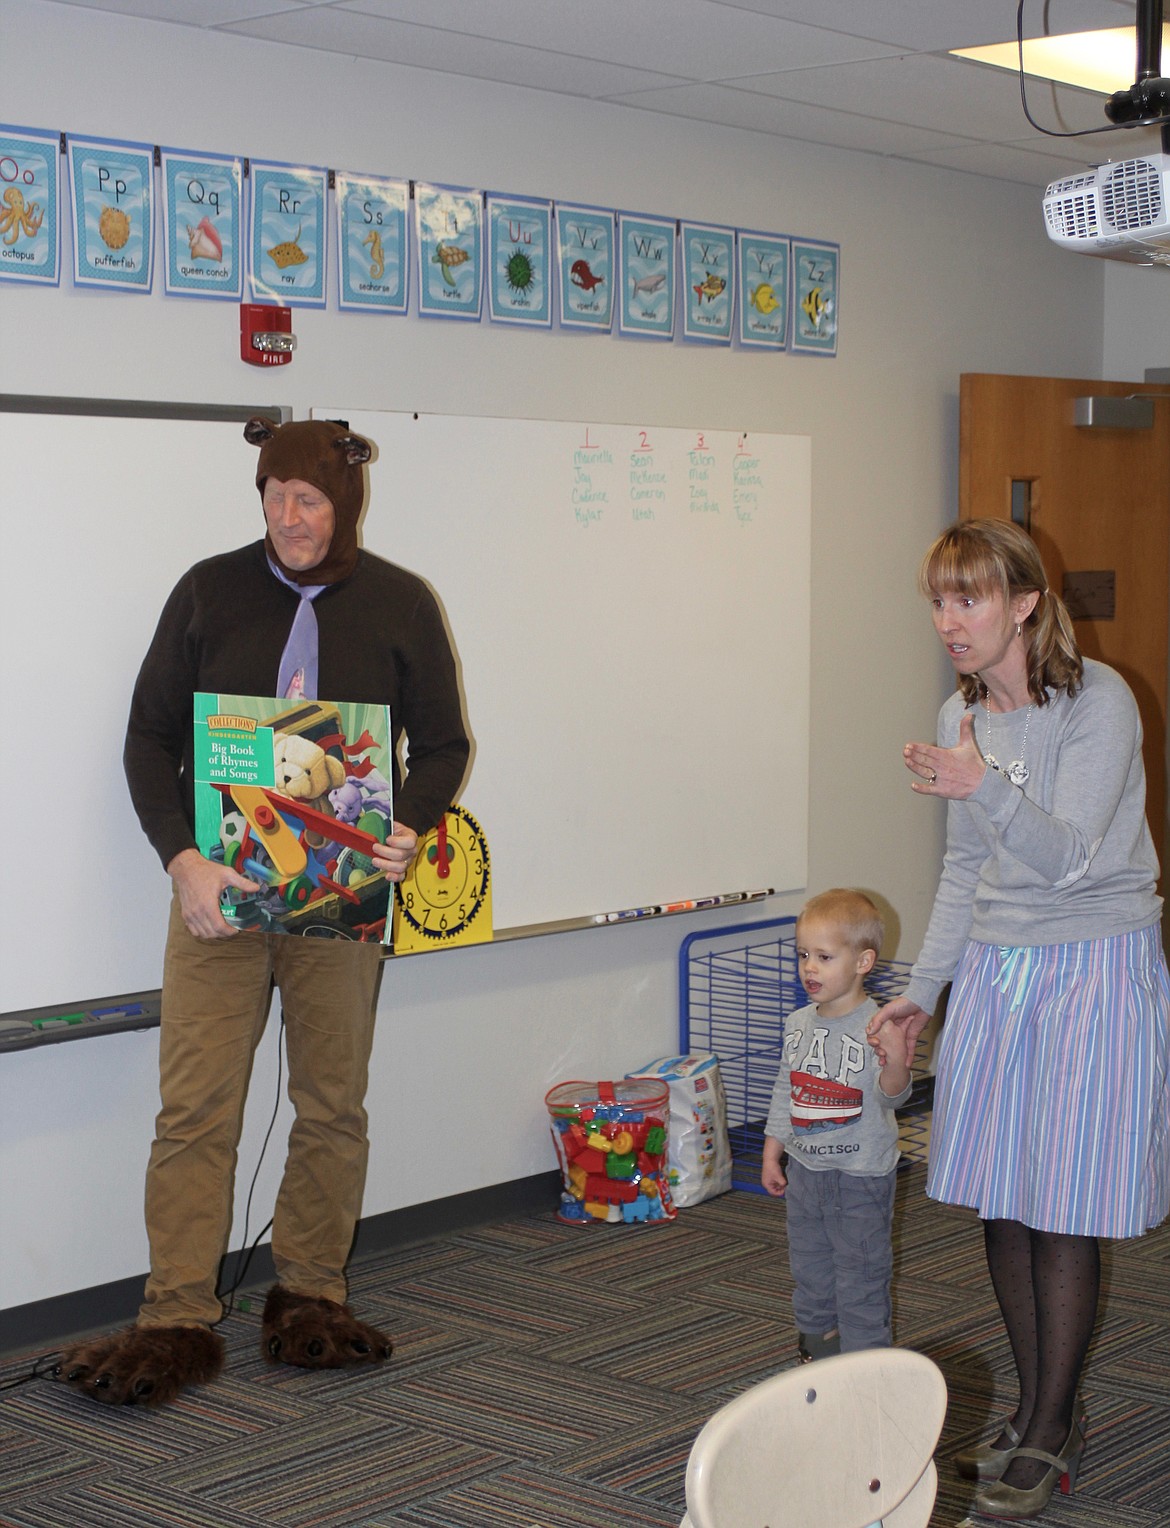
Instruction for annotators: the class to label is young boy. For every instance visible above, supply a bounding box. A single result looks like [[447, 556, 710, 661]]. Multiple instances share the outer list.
[[762, 888, 913, 1363]]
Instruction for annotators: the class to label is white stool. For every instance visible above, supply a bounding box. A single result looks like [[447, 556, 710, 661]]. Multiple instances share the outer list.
[[679, 1348, 946, 1528]]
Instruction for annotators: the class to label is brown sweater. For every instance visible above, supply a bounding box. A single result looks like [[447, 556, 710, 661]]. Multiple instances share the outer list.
[[124, 540, 470, 869]]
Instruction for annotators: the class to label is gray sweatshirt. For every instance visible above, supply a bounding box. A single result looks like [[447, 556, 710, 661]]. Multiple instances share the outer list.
[[905, 659, 1161, 1014], [766, 997, 911, 1178]]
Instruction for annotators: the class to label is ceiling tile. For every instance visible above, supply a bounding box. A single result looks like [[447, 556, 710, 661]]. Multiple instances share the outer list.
[[737, 52, 1119, 140], [712, 0, 1139, 51], [220, 7, 689, 95], [33, 0, 1170, 185], [339, 0, 902, 76], [608, 82, 980, 160], [898, 137, 1107, 185], [51, 0, 313, 21]]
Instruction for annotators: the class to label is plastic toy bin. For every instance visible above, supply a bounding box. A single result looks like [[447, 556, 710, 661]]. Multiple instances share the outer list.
[[545, 1077, 677, 1225], [679, 917, 912, 1192]]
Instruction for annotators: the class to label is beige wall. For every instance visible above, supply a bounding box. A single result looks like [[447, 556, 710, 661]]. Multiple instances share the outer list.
[[0, 0, 1108, 1309]]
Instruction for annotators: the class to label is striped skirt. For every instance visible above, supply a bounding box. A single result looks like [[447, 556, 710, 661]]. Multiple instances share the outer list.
[[926, 925, 1170, 1238]]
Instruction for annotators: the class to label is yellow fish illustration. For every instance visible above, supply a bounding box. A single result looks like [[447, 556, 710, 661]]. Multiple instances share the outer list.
[[363, 228, 385, 281], [801, 286, 828, 327], [749, 282, 779, 314], [432, 241, 469, 286], [269, 223, 308, 270], [693, 271, 726, 304]]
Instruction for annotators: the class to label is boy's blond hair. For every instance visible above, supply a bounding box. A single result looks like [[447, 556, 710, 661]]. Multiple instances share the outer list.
[[796, 888, 884, 959]]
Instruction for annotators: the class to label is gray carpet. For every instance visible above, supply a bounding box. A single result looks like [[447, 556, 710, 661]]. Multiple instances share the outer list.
[[1, 1160, 1168, 1526]]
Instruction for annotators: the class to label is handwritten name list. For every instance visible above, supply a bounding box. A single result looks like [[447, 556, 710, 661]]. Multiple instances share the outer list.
[[568, 425, 764, 531]]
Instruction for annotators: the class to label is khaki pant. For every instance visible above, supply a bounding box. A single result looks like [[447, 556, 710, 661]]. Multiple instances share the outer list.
[[139, 894, 383, 1328]]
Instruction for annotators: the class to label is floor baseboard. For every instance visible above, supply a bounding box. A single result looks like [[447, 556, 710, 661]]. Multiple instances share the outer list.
[[0, 1170, 561, 1357]]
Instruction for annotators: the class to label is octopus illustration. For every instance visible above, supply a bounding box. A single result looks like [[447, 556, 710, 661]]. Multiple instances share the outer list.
[[362, 228, 385, 280], [0, 187, 44, 245]]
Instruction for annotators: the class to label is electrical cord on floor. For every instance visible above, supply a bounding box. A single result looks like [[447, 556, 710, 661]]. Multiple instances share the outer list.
[[215, 1008, 287, 1319], [0, 1353, 60, 1393], [0, 1011, 290, 1392]]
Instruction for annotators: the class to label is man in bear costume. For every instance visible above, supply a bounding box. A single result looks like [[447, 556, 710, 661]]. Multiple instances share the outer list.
[[56, 417, 469, 1405]]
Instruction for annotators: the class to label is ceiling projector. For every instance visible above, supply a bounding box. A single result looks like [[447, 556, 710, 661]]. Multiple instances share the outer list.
[[1043, 153, 1170, 264]]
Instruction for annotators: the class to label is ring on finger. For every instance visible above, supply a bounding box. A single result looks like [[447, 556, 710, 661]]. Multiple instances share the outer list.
[[929, 770, 937, 784]]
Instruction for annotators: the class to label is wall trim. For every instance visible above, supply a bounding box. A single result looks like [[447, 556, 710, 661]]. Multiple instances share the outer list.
[[0, 1171, 561, 1358]]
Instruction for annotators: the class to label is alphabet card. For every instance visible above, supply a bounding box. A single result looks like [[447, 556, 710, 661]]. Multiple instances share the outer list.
[[618, 211, 676, 340], [415, 181, 483, 320], [248, 159, 327, 307], [681, 220, 734, 345], [738, 230, 790, 350], [0, 123, 59, 287], [555, 203, 614, 332], [161, 148, 244, 300], [68, 134, 154, 291], [792, 238, 840, 357], [335, 171, 410, 314], [486, 192, 552, 327]]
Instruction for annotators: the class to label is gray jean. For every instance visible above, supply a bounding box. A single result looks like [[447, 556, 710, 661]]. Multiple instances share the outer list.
[[784, 1156, 896, 1351]]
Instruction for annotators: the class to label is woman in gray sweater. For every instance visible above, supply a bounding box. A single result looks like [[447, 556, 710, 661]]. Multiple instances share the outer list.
[[870, 519, 1170, 1521]]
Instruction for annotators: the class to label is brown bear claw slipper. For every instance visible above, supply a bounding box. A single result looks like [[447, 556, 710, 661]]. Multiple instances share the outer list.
[[261, 1284, 393, 1368], [53, 1325, 225, 1406]]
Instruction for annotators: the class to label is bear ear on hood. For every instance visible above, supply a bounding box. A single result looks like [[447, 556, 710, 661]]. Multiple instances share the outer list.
[[337, 433, 372, 468], [244, 416, 279, 448]]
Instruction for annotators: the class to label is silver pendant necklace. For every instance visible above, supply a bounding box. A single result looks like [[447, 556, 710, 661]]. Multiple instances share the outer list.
[[984, 692, 1032, 786]]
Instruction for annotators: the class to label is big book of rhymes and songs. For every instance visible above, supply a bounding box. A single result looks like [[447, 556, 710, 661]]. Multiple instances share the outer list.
[[194, 692, 395, 943]]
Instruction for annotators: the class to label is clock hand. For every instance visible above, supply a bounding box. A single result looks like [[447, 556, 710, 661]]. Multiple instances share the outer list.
[[435, 814, 451, 879]]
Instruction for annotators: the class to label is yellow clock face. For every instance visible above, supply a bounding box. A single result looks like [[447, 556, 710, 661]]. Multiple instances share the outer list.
[[394, 805, 491, 945]]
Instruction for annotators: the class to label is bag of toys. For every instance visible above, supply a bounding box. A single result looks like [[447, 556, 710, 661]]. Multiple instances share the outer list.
[[545, 1077, 677, 1225]]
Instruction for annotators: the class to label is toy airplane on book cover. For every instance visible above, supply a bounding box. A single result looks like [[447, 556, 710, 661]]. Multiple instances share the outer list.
[[193, 693, 395, 943]]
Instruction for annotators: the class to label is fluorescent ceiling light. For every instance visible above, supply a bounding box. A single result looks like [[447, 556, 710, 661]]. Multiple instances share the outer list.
[[953, 27, 1170, 96]]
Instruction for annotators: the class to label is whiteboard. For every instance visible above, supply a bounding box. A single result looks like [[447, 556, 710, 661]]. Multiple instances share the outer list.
[[0, 403, 808, 1016], [0, 405, 281, 1015], [327, 409, 811, 932]]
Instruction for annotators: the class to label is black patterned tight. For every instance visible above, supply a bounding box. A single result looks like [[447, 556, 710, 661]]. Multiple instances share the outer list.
[[983, 1217, 1100, 1491]]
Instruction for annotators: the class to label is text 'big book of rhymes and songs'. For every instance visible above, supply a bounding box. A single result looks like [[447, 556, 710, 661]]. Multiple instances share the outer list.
[[194, 693, 396, 943]]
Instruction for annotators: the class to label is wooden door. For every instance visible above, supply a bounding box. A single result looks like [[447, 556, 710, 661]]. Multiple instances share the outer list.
[[960, 373, 1170, 864]]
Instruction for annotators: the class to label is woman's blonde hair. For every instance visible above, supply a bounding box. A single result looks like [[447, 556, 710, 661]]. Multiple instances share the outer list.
[[919, 519, 1083, 706]]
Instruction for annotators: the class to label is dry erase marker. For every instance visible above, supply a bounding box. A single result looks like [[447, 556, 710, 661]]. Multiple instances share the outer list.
[[605, 906, 659, 922], [660, 900, 697, 913]]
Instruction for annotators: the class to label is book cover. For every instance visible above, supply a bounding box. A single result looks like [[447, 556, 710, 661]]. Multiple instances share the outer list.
[[193, 693, 395, 942]]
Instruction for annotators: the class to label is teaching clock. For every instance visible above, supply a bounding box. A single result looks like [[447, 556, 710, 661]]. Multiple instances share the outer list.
[[393, 804, 492, 952]]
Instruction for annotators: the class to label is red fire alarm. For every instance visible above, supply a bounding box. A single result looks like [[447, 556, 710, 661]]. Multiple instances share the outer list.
[[240, 304, 296, 366]]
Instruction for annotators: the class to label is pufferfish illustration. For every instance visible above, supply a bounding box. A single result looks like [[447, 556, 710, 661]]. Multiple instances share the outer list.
[[570, 258, 604, 292], [363, 228, 386, 280], [99, 205, 131, 251], [432, 241, 469, 286], [693, 271, 726, 304], [268, 223, 308, 270], [801, 285, 829, 328], [749, 282, 779, 314]]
